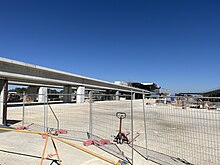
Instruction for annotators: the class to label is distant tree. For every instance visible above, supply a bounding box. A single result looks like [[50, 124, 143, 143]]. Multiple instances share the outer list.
[[9, 87, 27, 94], [48, 89, 59, 94]]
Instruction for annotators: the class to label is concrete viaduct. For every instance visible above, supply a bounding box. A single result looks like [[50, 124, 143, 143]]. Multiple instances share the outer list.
[[0, 57, 149, 125]]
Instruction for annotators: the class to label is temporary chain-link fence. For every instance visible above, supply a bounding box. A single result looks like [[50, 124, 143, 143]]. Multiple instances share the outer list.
[[5, 92, 220, 165]]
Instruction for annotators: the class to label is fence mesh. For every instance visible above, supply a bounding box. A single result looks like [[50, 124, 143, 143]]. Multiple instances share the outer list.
[[46, 94, 90, 141], [141, 96, 220, 165], [23, 94, 46, 132], [90, 93, 133, 163], [7, 93, 24, 127], [7, 93, 90, 140]]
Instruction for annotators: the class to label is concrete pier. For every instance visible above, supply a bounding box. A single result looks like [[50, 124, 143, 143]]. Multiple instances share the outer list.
[[0, 79, 8, 125], [76, 86, 85, 103], [115, 91, 120, 100], [38, 87, 48, 103], [63, 86, 72, 103], [26, 86, 39, 102]]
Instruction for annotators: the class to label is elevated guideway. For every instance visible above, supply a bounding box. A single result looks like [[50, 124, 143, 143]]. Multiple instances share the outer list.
[[0, 57, 149, 124], [0, 58, 147, 93]]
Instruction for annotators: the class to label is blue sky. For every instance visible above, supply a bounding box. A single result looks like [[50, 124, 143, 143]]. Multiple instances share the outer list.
[[0, 0, 219, 93]]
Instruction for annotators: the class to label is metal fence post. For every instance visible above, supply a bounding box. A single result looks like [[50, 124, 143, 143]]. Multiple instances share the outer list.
[[43, 94, 46, 132], [43, 94, 48, 132], [131, 91, 134, 164], [142, 93, 148, 159], [46, 94, 49, 132], [22, 92, 25, 126], [89, 91, 93, 138]]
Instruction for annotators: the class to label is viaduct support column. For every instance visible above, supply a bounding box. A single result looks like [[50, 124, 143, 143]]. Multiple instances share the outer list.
[[26, 86, 39, 102], [132, 92, 136, 100], [63, 86, 72, 103], [38, 87, 48, 103], [0, 79, 8, 125], [77, 86, 85, 103], [115, 91, 120, 101]]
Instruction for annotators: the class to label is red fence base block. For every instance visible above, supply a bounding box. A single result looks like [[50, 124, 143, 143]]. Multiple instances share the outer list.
[[42, 134, 47, 139], [16, 126, 27, 130], [84, 139, 110, 146], [95, 139, 110, 146], [83, 140, 94, 146], [54, 129, 68, 135]]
